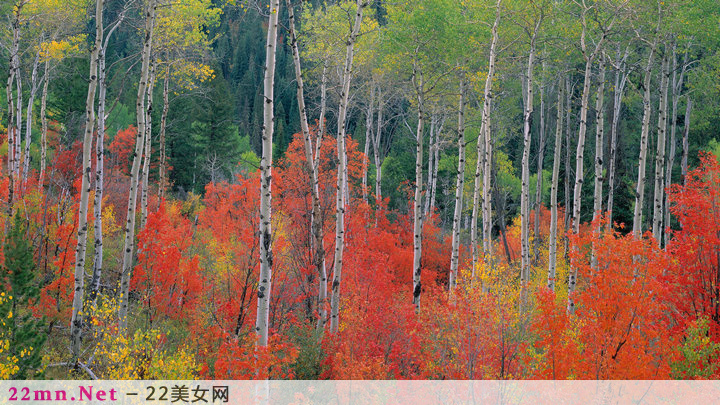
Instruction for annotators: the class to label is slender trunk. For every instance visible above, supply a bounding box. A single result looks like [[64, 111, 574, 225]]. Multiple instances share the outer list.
[[653, 48, 670, 243], [411, 67, 425, 310], [424, 114, 436, 218], [633, 41, 657, 239], [330, 0, 365, 333], [429, 118, 443, 214], [569, 25, 607, 312], [548, 79, 564, 291], [449, 78, 466, 293], [472, 1, 500, 282], [607, 45, 630, 227], [590, 57, 606, 270], [6, 4, 21, 214], [520, 41, 536, 303], [286, 0, 328, 332], [71, 0, 104, 359], [316, 63, 328, 163], [564, 77, 572, 233], [90, 9, 125, 309], [664, 43, 687, 246], [362, 84, 375, 204], [119, 0, 156, 332], [593, 57, 606, 224], [372, 86, 383, 201], [39, 59, 49, 189], [534, 67, 546, 263], [23, 52, 40, 183], [140, 60, 155, 230], [15, 61, 22, 179], [681, 97, 691, 184], [256, 0, 280, 347], [158, 66, 169, 200]]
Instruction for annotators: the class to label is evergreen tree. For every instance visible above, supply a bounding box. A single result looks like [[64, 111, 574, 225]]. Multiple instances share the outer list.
[[0, 215, 46, 379]]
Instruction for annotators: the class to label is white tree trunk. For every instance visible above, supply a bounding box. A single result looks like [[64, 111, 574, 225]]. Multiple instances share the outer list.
[[256, 0, 281, 347], [548, 80, 564, 291], [22, 52, 40, 183], [424, 114, 436, 217], [471, 1, 500, 282], [653, 48, 670, 242], [119, 0, 156, 332], [39, 59, 49, 189], [664, 42, 688, 246], [411, 67, 425, 310], [362, 84, 375, 204], [607, 45, 630, 227], [286, 0, 328, 332], [330, 0, 365, 333], [681, 97, 691, 184], [534, 67, 546, 263], [372, 86, 384, 201], [71, 0, 103, 359], [158, 66, 169, 200], [520, 41, 536, 303], [140, 61, 155, 230], [449, 79, 466, 293], [592, 57, 606, 223], [633, 41, 657, 239]]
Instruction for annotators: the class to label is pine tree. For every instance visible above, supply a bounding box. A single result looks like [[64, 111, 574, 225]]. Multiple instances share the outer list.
[[0, 215, 46, 379]]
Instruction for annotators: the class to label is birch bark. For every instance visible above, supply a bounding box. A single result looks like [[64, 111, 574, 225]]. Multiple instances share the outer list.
[[119, 0, 156, 332], [70, 0, 103, 359], [255, 0, 280, 346], [330, 0, 366, 332]]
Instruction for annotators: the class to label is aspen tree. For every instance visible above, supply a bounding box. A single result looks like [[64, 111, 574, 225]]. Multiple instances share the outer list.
[[607, 44, 630, 227], [330, 0, 367, 332], [548, 79, 563, 290], [653, 47, 670, 242], [449, 78, 466, 293], [471, 0, 501, 281], [119, 0, 157, 332], [286, 0, 328, 332], [255, 0, 281, 346], [70, 0, 103, 359]]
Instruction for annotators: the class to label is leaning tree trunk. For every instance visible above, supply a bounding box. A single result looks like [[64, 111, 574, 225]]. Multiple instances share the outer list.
[[520, 40, 536, 305], [411, 66, 425, 310], [119, 0, 156, 332], [286, 0, 328, 332], [330, 0, 365, 333], [653, 48, 670, 243], [39, 59, 49, 189], [158, 65, 170, 200], [255, 0, 280, 347], [471, 0, 500, 282], [449, 78, 466, 293], [548, 80, 564, 291], [70, 0, 104, 360], [140, 60, 156, 230], [607, 45, 630, 228], [633, 41, 657, 239]]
